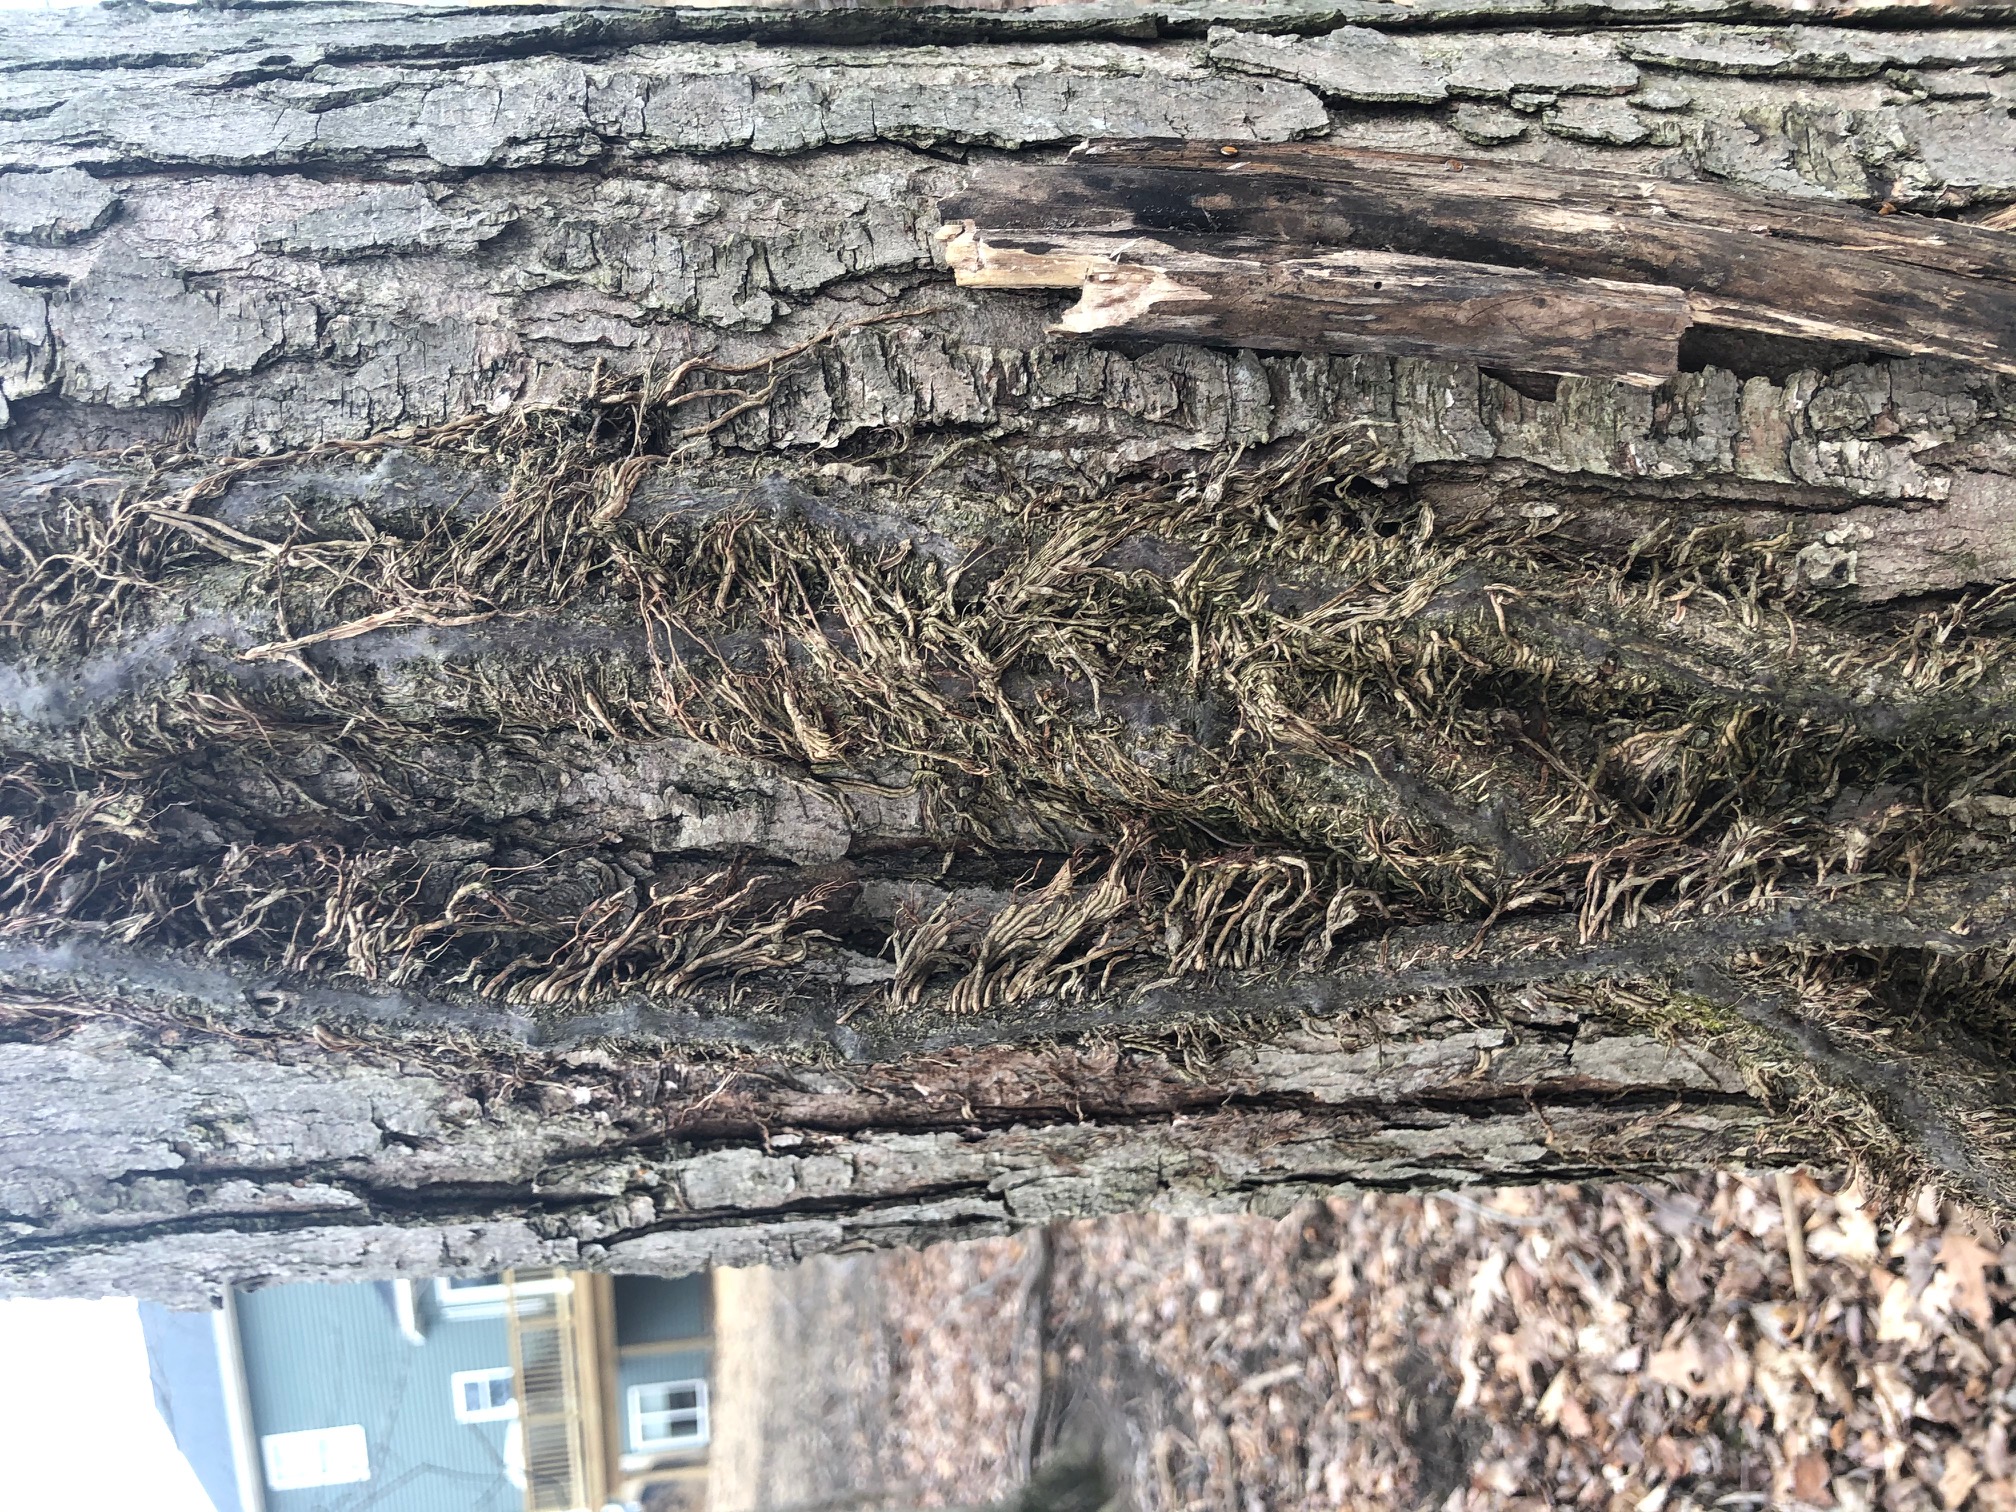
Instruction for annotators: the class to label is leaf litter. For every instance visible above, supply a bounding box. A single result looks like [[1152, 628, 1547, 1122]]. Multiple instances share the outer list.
[[775, 1175, 2016, 1512]]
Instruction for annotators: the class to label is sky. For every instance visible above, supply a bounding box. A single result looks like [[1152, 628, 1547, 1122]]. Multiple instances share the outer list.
[[0, 0, 440, 1498], [0, 1299, 222, 1512], [3, 0, 258, 1494]]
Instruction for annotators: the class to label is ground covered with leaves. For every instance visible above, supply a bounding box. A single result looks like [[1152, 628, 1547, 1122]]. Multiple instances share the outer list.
[[740, 1176, 2016, 1512]]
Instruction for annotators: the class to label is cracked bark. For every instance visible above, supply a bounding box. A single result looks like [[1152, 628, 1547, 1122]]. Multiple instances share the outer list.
[[5, 0, 2016, 1298]]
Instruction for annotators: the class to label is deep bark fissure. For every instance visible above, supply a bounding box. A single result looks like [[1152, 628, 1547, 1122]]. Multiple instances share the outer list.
[[8, 1084, 1757, 1255]]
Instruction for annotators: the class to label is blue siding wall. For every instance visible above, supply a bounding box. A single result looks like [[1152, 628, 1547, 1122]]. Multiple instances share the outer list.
[[139, 1303, 244, 1512], [612, 1275, 709, 1348], [235, 1282, 521, 1512]]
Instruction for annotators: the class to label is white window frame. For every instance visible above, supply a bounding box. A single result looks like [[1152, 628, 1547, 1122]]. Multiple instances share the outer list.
[[260, 1424, 371, 1491], [450, 1366, 519, 1424], [626, 1378, 710, 1453], [431, 1273, 572, 1320]]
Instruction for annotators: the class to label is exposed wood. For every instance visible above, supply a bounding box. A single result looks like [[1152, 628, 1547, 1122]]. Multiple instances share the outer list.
[[941, 143, 2016, 373], [939, 223, 1690, 384], [1067, 142, 2016, 284]]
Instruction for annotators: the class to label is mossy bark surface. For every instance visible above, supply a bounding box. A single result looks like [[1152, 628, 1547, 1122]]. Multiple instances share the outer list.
[[6, 0, 2016, 1297]]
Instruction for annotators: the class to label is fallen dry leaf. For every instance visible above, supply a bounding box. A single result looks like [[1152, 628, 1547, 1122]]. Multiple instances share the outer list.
[[1647, 1326, 1751, 1400], [1876, 1267, 1932, 1347], [1786, 1448, 1834, 1507], [1945, 1446, 1985, 1510], [1806, 1191, 1880, 1266], [765, 1171, 2016, 1512], [1940, 1231, 2001, 1331]]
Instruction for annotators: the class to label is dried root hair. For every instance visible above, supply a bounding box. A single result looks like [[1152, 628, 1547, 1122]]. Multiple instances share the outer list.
[[6, 335, 2016, 1044]]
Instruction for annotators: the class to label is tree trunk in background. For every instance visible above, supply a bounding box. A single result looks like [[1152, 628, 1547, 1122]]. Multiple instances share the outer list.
[[6, 0, 2016, 1301]]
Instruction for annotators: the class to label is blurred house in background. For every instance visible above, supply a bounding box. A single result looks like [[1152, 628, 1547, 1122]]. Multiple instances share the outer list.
[[141, 1270, 716, 1512]]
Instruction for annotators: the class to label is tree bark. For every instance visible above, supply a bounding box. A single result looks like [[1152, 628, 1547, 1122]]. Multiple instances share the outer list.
[[5, 0, 2016, 1298]]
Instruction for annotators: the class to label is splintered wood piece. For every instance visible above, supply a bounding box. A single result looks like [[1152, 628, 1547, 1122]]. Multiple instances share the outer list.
[[940, 143, 2016, 374], [937, 223, 1689, 385], [1070, 140, 2016, 280]]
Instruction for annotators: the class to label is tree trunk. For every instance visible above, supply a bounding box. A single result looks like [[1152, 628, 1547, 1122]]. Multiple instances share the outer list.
[[6, 0, 2016, 1300]]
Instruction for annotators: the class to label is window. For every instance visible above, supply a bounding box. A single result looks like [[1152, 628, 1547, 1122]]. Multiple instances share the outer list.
[[451, 1367, 518, 1424], [627, 1379, 709, 1452], [438, 1273, 505, 1293], [261, 1425, 371, 1491], [431, 1272, 572, 1320]]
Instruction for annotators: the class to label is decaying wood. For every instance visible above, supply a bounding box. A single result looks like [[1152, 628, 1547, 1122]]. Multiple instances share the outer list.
[[938, 224, 1692, 384], [942, 143, 2016, 374], [6, 0, 2016, 1297]]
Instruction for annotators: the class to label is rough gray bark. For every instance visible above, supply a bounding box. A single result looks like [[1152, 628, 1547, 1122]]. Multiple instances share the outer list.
[[6, 0, 2016, 1299]]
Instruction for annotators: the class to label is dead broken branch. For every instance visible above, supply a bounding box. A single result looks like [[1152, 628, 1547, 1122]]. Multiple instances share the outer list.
[[939, 142, 2016, 380]]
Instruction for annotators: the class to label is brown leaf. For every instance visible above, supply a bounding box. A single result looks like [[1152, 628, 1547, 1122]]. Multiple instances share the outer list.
[[1868, 1362, 1919, 1439], [1806, 1192, 1879, 1265], [1921, 1382, 1968, 1426], [1647, 1327, 1750, 1400], [1939, 1232, 2000, 1331], [1492, 1325, 1554, 1400], [1649, 1436, 1691, 1482], [1944, 1446, 1985, 1510], [1984, 1421, 2010, 1480], [1537, 1367, 1592, 1439], [1875, 1269, 1931, 1348], [1786, 1449, 1834, 1507]]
